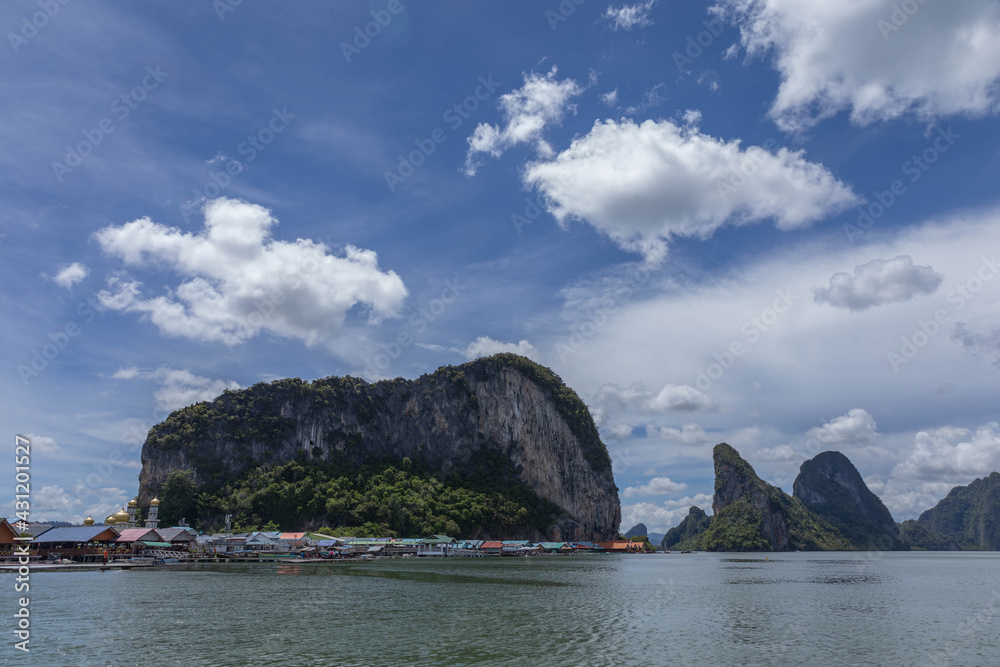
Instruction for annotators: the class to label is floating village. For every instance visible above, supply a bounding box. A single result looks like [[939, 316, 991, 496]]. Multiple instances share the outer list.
[[1, 497, 654, 570]]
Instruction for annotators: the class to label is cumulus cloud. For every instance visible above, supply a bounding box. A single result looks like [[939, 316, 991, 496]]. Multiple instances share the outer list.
[[20, 433, 60, 454], [752, 443, 798, 462], [523, 117, 858, 262], [51, 262, 89, 289], [807, 408, 879, 448], [716, 0, 1000, 131], [603, 424, 636, 441], [463, 336, 540, 361], [94, 198, 407, 347], [814, 256, 943, 311], [113, 366, 240, 412], [892, 423, 1000, 482], [590, 382, 717, 424], [645, 423, 711, 446], [464, 67, 584, 175], [604, 1, 656, 30], [620, 493, 714, 533], [623, 476, 688, 498], [34, 485, 130, 524]]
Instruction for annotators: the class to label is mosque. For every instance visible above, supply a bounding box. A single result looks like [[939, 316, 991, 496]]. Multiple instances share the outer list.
[[80, 496, 161, 529]]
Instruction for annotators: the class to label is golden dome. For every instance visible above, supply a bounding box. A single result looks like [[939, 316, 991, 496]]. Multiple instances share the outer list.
[[83, 516, 95, 526], [114, 508, 130, 523], [105, 515, 116, 524], [150, 498, 160, 506], [128, 498, 138, 507]]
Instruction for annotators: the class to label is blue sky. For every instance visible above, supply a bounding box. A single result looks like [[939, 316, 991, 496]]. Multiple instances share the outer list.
[[4, 0, 1000, 532]]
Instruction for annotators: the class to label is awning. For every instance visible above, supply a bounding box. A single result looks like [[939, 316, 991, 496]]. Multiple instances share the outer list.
[[141, 541, 173, 547]]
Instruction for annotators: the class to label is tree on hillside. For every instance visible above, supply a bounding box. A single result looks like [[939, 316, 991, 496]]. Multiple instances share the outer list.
[[159, 470, 201, 528]]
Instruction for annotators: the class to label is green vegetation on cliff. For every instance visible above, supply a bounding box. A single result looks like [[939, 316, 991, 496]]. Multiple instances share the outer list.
[[661, 506, 710, 550], [160, 450, 565, 537], [899, 520, 960, 551], [701, 498, 771, 551], [917, 472, 1000, 550]]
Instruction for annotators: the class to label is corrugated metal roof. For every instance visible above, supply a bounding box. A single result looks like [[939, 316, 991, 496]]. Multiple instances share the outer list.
[[480, 541, 503, 549], [115, 528, 161, 543], [25, 524, 54, 538], [31, 526, 120, 543], [157, 528, 196, 542]]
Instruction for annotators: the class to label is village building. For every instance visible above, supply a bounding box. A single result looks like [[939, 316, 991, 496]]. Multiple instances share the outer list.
[[31, 525, 121, 561]]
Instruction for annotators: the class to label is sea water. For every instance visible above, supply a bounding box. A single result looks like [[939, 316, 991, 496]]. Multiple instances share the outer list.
[[2, 552, 998, 666]]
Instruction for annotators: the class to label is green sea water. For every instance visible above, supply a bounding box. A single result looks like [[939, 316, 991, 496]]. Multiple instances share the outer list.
[[2, 552, 998, 666]]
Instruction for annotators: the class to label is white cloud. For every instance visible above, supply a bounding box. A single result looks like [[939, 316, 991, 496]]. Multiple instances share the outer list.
[[600, 89, 618, 106], [604, 1, 656, 31], [807, 409, 879, 448], [590, 382, 717, 424], [623, 475, 688, 497], [892, 423, 1000, 482], [94, 198, 407, 347], [33, 485, 76, 516], [603, 423, 636, 441], [753, 443, 798, 462], [716, 0, 1000, 131], [646, 423, 711, 446], [21, 433, 60, 454], [51, 262, 89, 289], [463, 336, 540, 362], [620, 493, 714, 533], [464, 67, 584, 175], [814, 256, 943, 311], [523, 117, 858, 262], [113, 366, 240, 412], [34, 485, 130, 524]]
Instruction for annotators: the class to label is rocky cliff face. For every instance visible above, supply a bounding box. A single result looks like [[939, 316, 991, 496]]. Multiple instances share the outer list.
[[661, 506, 710, 550], [793, 451, 905, 550], [918, 472, 1000, 550], [708, 444, 851, 551], [623, 523, 648, 538], [138, 354, 620, 541]]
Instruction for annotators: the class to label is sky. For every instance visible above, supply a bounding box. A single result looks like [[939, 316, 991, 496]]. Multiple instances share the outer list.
[[3, 0, 1000, 532]]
